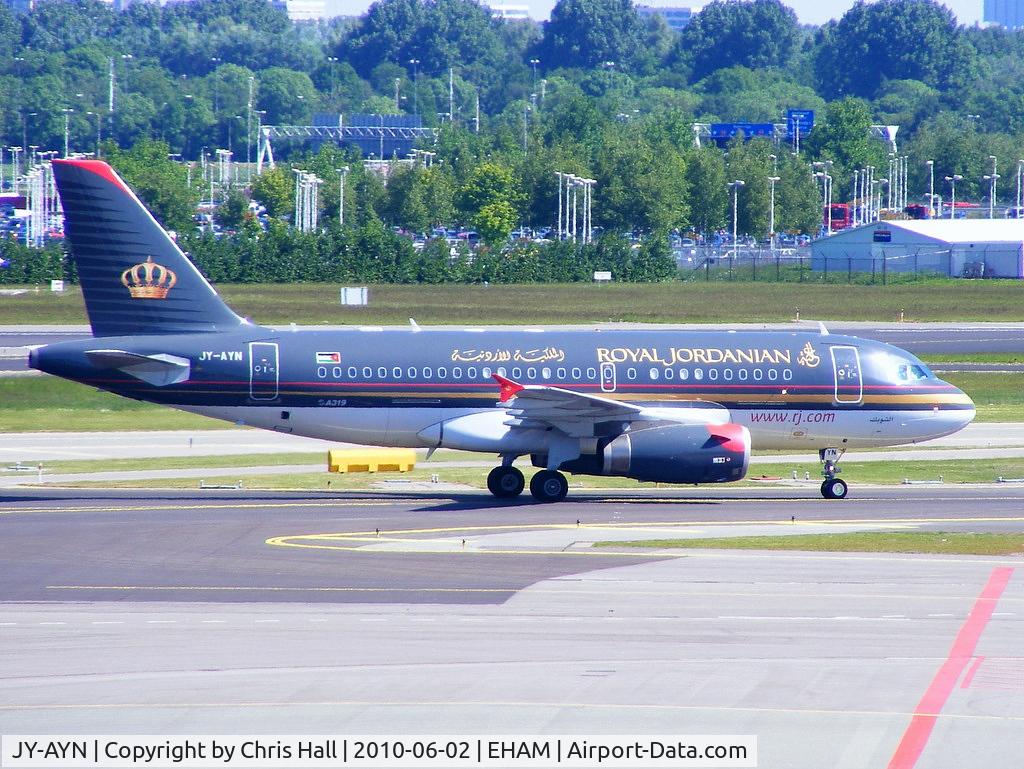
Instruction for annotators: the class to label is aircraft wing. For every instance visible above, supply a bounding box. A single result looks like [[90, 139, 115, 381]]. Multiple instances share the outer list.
[[493, 374, 728, 438], [85, 349, 191, 387]]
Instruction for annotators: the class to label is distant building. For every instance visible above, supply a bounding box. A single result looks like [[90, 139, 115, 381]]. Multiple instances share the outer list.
[[486, 2, 530, 21], [811, 220, 1024, 279], [984, 0, 1024, 27], [635, 4, 702, 31], [270, 0, 325, 20]]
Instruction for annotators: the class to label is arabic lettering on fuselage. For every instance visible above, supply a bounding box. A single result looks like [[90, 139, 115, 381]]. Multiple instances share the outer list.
[[596, 347, 792, 367], [451, 347, 567, 364]]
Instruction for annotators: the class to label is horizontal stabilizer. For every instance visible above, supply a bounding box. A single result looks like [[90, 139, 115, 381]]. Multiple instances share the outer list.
[[85, 349, 191, 387]]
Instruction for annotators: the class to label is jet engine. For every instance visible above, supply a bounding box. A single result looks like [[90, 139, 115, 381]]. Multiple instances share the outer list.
[[558, 423, 750, 484]]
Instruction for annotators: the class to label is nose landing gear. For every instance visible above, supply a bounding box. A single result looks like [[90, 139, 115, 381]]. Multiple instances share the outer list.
[[819, 447, 848, 499]]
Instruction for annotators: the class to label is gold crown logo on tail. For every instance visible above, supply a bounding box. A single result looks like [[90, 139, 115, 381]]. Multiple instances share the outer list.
[[121, 256, 177, 299]]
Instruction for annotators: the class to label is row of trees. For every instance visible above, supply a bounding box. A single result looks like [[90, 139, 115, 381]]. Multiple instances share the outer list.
[[0, 215, 677, 285], [2, 0, 1024, 169]]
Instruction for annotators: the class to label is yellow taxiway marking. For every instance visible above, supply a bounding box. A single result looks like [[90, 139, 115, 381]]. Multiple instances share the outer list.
[[265, 517, 1024, 558], [0, 699, 1019, 723]]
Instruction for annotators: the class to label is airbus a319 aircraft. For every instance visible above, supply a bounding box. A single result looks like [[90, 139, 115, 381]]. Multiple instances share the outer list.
[[31, 159, 976, 502]]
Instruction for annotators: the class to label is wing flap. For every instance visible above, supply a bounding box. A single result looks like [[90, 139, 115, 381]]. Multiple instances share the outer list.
[[492, 374, 729, 437]]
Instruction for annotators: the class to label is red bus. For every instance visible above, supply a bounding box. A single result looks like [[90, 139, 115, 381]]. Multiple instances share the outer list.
[[826, 203, 853, 231]]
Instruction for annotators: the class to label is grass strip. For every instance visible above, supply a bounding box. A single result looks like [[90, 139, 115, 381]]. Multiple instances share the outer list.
[[9, 282, 1024, 325], [596, 532, 1024, 556]]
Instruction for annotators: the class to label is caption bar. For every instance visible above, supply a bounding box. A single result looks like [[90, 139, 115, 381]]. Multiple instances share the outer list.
[[2, 735, 756, 768]]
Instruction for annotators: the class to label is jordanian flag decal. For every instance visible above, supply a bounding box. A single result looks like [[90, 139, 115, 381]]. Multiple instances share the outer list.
[[316, 352, 341, 364]]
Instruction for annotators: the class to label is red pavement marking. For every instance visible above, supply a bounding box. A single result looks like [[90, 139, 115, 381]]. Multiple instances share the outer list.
[[960, 656, 985, 690], [887, 567, 1014, 769]]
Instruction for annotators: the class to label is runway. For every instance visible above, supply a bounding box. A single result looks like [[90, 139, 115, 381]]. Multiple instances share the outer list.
[[1, 487, 1021, 768]]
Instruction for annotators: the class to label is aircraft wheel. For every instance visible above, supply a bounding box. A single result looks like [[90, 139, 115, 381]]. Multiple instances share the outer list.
[[487, 466, 525, 498], [820, 478, 848, 500], [530, 470, 568, 503]]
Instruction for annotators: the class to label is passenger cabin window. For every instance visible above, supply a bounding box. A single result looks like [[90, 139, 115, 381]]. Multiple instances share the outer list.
[[586, 367, 597, 379], [571, 367, 582, 379]]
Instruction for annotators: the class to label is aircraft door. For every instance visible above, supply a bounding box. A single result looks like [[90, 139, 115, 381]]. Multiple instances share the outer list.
[[249, 342, 279, 400], [830, 345, 862, 404], [600, 362, 617, 393]]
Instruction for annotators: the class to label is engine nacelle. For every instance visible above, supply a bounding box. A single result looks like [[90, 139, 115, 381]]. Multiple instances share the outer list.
[[558, 422, 750, 484]]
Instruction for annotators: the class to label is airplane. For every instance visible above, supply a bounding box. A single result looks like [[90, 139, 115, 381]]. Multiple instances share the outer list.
[[29, 159, 976, 502]]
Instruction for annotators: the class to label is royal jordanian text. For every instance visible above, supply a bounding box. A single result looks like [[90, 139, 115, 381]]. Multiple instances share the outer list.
[[1, 735, 757, 768]]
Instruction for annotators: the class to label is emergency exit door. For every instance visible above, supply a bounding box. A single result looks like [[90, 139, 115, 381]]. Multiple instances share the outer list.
[[249, 342, 279, 400], [830, 345, 862, 404]]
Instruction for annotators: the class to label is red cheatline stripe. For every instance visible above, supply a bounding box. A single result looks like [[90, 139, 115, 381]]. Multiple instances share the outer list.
[[887, 567, 1014, 769]]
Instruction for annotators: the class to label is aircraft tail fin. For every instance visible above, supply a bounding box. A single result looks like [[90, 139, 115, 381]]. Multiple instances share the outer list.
[[52, 159, 245, 337]]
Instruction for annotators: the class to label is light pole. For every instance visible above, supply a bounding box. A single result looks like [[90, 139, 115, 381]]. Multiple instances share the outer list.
[[529, 58, 539, 92], [768, 175, 780, 248], [409, 58, 420, 116], [876, 178, 888, 220], [394, 77, 401, 111], [246, 75, 255, 169], [729, 180, 745, 259], [927, 160, 935, 218], [1017, 159, 1024, 211], [555, 171, 564, 241], [336, 166, 349, 227], [989, 155, 998, 218], [945, 174, 962, 218], [62, 108, 74, 158], [85, 111, 102, 156]]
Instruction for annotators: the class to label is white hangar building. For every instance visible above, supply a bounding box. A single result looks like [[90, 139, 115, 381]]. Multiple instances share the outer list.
[[810, 220, 1024, 278]]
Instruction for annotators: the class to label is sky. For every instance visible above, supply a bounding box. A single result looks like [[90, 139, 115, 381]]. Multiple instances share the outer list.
[[326, 0, 985, 27]]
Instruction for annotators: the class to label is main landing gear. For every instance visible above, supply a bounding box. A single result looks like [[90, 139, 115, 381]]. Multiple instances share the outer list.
[[486, 463, 568, 503], [486, 465, 525, 498], [819, 447, 848, 499], [529, 470, 569, 503]]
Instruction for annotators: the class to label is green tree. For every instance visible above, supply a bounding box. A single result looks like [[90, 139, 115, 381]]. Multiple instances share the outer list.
[[474, 199, 518, 245], [251, 167, 294, 219], [672, 0, 800, 83], [216, 188, 250, 228], [537, 0, 646, 72], [457, 161, 525, 221], [803, 97, 887, 181], [815, 0, 972, 100], [685, 146, 727, 233], [104, 139, 198, 233], [775, 153, 822, 234]]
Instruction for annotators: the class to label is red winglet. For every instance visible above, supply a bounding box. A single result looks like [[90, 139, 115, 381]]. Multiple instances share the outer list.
[[493, 373, 524, 403]]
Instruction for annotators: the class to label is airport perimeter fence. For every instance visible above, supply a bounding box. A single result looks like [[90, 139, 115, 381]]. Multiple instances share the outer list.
[[677, 246, 1017, 284]]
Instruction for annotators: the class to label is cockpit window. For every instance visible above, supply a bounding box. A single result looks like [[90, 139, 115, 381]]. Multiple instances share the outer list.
[[897, 362, 931, 381]]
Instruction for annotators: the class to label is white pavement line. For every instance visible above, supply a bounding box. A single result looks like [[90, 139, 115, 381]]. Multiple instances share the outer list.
[[307, 618, 329, 623], [146, 620, 176, 624], [254, 619, 280, 623], [928, 613, 955, 617], [201, 620, 226, 624], [0, 622, 18, 626]]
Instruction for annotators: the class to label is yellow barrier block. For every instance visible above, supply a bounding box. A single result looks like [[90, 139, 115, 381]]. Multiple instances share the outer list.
[[327, 448, 417, 474]]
